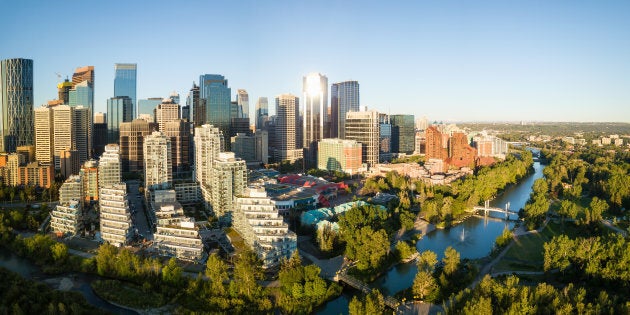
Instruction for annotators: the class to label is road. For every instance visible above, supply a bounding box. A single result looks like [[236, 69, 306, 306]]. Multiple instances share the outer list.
[[126, 180, 153, 241]]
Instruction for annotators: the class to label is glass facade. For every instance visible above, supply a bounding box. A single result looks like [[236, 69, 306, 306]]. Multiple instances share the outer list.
[[199, 74, 231, 150], [114, 63, 137, 118], [137, 98, 162, 121], [107, 96, 133, 143], [255, 97, 268, 130], [390, 114, 415, 154], [69, 81, 94, 108], [1, 58, 34, 152], [330, 81, 359, 139], [302, 73, 328, 167]]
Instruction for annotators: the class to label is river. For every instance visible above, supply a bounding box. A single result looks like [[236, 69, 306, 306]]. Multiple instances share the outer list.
[[317, 159, 545, 314], [0, 247, 137, 315]]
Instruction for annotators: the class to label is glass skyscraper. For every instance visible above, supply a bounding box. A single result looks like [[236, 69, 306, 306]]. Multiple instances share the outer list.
[[107, 96, 133, 144], [255, 97, 268, 130], [137, 97, 162, 121], [114, 63, 137, 118], [199, 74, 231, 150], [331, 81, 360, 139], [302, 72, 328, 168], [390, 114, 416, 154], [1, 58, 34, 152]]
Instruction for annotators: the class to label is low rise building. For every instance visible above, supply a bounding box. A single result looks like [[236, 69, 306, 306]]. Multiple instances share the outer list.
[[154, 201, 203, 261], [233, 188, 296, 268]]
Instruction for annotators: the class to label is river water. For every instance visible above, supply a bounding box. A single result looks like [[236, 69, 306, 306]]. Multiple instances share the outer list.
[[0, 247, 137, 315], [317, 160, 544, 314]]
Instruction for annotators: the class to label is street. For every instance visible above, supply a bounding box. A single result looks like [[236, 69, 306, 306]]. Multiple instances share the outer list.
[[126, 180, 153, 241]]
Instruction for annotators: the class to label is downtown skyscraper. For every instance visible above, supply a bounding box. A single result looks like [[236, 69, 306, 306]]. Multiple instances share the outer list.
[[199, 74, 231, 150], [114, 63, 137, 118], [255, 97, 268, 130], [302, 72, 328, 167], [331, 81, 359, 139], [0, 58, 34, 153]]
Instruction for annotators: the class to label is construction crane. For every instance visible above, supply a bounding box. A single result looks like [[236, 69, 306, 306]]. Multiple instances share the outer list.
[[55, 72, 62, 83]]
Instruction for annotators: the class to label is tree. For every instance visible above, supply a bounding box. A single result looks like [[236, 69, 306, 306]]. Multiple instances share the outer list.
[[417, 250, 438, 273], [161, 257, 183, 287], [412, 270, 436, 300], [232, 250, 263, 300], [349, 289, 385, 315], [395, 241, 414, 261], [442, 246, 460, 276], [51, 243, 68, 262], [205, 253, 229, 296]]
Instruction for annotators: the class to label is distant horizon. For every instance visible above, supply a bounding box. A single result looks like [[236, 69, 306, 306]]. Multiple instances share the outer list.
[[2, 1, 629, 122]]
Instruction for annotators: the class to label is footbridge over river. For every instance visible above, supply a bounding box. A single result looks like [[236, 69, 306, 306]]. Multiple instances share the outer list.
[[469, 201, 519, 219], [334, 270, 404, 311]]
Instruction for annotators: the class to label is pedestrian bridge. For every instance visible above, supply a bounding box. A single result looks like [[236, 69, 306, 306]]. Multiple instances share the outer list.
[[335, 271, 403, 311]]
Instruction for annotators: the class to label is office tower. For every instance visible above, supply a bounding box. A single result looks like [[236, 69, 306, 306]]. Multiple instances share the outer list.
[[107, 96, 133, 143], [57, 79, 72, 104], [378, 113, 392, 162], [93, 112, 107, 157], [144, 131, 172, 191], [233, 187, 297, 268], [169, 91, 180, 105], [100, 183, 132, 246], [416, 116, 428, 131], [69, 81, 94, 109], [114, 63, 137, 118], [53, 105, 73, 169], [211, 152, 246, 221], [230, 117, 250, 137], [345, 110, 380, 167], [231, 130, 268, 166], [81, 160, 99, 204], [390, 114, 415, 154], [51, 175, 84, 235], [73, 106, 92, 164], [60, 149, 80, 178], [188, 83, 205, 126], [302, 73, 328, 167], [137, 97, 162, 121], [119, 119, 155, 173], [180, 104, 190, 122], [162, 120, 190, 176], [237, 89, 249, 119], [199, 74, 231, 150], [155, 98, 180, 132], [255, 97, 269, 130], [415, 131, 426, 155], [34, 106, 54, 165], [317, 139, 362, 175], [1, 58, 34, 153], [330, 81, 359, 139], [99, 144, 121, 189], [275, 94, 302, 162]]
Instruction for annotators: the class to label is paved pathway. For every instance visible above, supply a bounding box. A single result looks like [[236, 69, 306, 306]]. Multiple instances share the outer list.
[[600, 219, 628, 237]]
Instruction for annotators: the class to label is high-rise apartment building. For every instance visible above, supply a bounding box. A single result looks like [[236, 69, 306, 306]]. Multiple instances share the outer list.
[[275, 94, 302, 162], [107, 96, 133, 143], [233, 188, 297, 268], [255, 97, 269, 130], [99, 183, 132, 246], [199, 74, 231, 150], [137, 97, 162, 121], [188, 83, 205, 126], [114, 63, 137, 118], [155, 98, 181, 132], [119, 119, 155, 173], [194, 124, 223, 186], [52, 175, 84, 234], [81, 160, 99, 204], [144, 131, 172, 191], [211, 152, 246, 221], [302, 73, 328, 167], [390, 114, 415, 154], [425, 126, 448, 161], [1, 58, 34, 153], [330, 81, 359, 139], [317, 138, 362, 175], [162, 120, 191, 175], [99, 144, 121, 189], [345, 110, 380, 167], [154, 201, 203, 260], [237, 89, 249, 119]]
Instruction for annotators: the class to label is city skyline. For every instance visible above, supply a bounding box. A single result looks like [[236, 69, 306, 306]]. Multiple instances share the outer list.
[[2, 1, 630, 122]]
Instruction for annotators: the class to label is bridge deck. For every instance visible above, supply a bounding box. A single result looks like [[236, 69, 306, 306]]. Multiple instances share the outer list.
[[336, 273, 401, 310], [472, 206, 519, 214]]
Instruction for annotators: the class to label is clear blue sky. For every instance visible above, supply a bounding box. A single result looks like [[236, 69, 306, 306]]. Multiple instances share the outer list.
[[2, 0, 629, 122]]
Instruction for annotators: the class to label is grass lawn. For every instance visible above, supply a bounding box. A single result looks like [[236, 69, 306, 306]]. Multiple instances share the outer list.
[[225, 228, 248, 253], [494, 221, 581, 272], [92, 279, 165, 309]]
